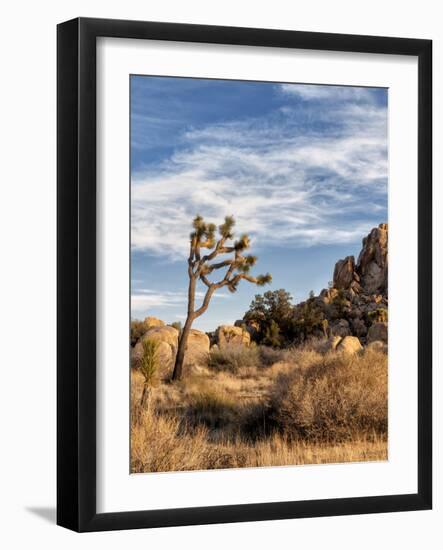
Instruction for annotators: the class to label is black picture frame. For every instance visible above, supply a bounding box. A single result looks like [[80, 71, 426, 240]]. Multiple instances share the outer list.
[[57, 17, 432, 532]]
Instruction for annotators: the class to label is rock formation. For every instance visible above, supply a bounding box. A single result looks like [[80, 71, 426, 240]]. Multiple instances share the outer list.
[[357, 223, 388, 294], [333, 223, 388, 296], [336, 335, 363, 355], [132, 325, 179, 377], [143, 316, 166, 330], [367, 322, 388, 344], [292, 223, 388, 346], [184, 329, 210, 367], [333, 256, 357, 290], [215, 325, 251, 348], [131, 324, 211, 376]]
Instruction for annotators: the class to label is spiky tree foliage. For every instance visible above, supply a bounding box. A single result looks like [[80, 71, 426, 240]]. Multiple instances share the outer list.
[[140, 339, 160, 408], [171, 215, 272, 381]]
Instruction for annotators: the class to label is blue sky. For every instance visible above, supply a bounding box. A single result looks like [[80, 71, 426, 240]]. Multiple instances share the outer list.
[[131, 76, 388, 331]]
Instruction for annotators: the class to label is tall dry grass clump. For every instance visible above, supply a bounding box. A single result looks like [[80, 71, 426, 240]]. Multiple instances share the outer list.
[[131, 408, 214, 472], [208, 344, 259, 373], [268, 347, 387, 442]]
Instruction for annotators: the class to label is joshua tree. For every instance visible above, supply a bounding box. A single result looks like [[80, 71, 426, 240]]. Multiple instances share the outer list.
[[171, 215, 272, 381]]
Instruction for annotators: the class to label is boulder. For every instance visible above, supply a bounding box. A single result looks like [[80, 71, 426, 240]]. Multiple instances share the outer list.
[[132, 340, 174, 377], [336, 336, 363, 355], [143, 325, 178, 349], [216, 325, 251, 348], [235, 319, 261, 341], [132, 325, 179, 377], [143, 316, 165, 330], [357, 223, 388, 294], [351, 317, 367, 338], [367, 322, 388, 344], [184, 329, 210, 367], [330, 319, 351, 337], [320, 335, 343, 353], [333, 256, 356, 290]]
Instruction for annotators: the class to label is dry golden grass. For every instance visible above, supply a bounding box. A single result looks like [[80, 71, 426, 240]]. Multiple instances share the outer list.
[[131, 409, 387, 473], [131, 344, 388, 473]]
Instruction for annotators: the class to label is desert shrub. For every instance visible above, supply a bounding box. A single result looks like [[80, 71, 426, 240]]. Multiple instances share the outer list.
[[258, 345, 287, 367], [186, 387, 238, 429], [283, 345, 324, 367], [330, 289, 350, 320], [130, 319, 147, 347], [367, 307, 388, 324], [169, 321, 183, 334], [268, 348, 387, 442], [130, 405, 387, 473], [188, 387, 236, 415], [131, 410, 215, 473], [208, 344, 259, 373], [262, 320, 282, 348]]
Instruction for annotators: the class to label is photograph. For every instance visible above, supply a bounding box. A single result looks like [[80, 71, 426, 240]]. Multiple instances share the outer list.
[[129, 75, 389, 473]]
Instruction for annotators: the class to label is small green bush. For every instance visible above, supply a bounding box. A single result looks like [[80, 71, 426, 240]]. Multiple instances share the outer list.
[[139, 339, 160, 407], [367, 308, 388, 324]]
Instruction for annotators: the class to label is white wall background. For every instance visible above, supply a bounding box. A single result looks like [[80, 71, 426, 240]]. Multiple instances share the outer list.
[[0, 1, 440, 547]]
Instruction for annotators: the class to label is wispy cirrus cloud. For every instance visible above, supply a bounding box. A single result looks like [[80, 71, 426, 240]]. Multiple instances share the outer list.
[[131, 82, 387, 260], [279, 83, 380, 102], [131, 288, 230, 314]]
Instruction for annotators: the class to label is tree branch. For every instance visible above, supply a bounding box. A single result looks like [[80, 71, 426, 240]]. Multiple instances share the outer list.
[[207, 259, 236, 272], [194, 284, 219, 318], [200, 274, 212, 288]]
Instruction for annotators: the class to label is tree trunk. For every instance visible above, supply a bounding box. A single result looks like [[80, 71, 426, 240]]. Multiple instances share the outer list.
[[140, 383, 151, 408], [171, 317, 193, 381], [172, 272, 197, 381]]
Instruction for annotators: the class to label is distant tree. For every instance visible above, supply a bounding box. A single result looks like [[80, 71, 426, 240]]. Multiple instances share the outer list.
[[171, 215, 272, 381], [292, 293, 325, 343], [244, 289, 293, 342], [262, 320, 282, 348], [170, 321, 183, 334]]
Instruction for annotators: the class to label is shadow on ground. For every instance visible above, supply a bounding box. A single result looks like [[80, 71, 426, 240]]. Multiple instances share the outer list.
[[26, 507, 56, 524]]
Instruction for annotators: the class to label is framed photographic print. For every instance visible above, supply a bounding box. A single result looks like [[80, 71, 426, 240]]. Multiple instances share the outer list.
[[57, 17, 432, 532]]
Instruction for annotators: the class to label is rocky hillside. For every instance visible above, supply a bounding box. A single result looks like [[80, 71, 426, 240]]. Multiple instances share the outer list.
[[333, 223, 388, 295], [291, 223, 388, 345]]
